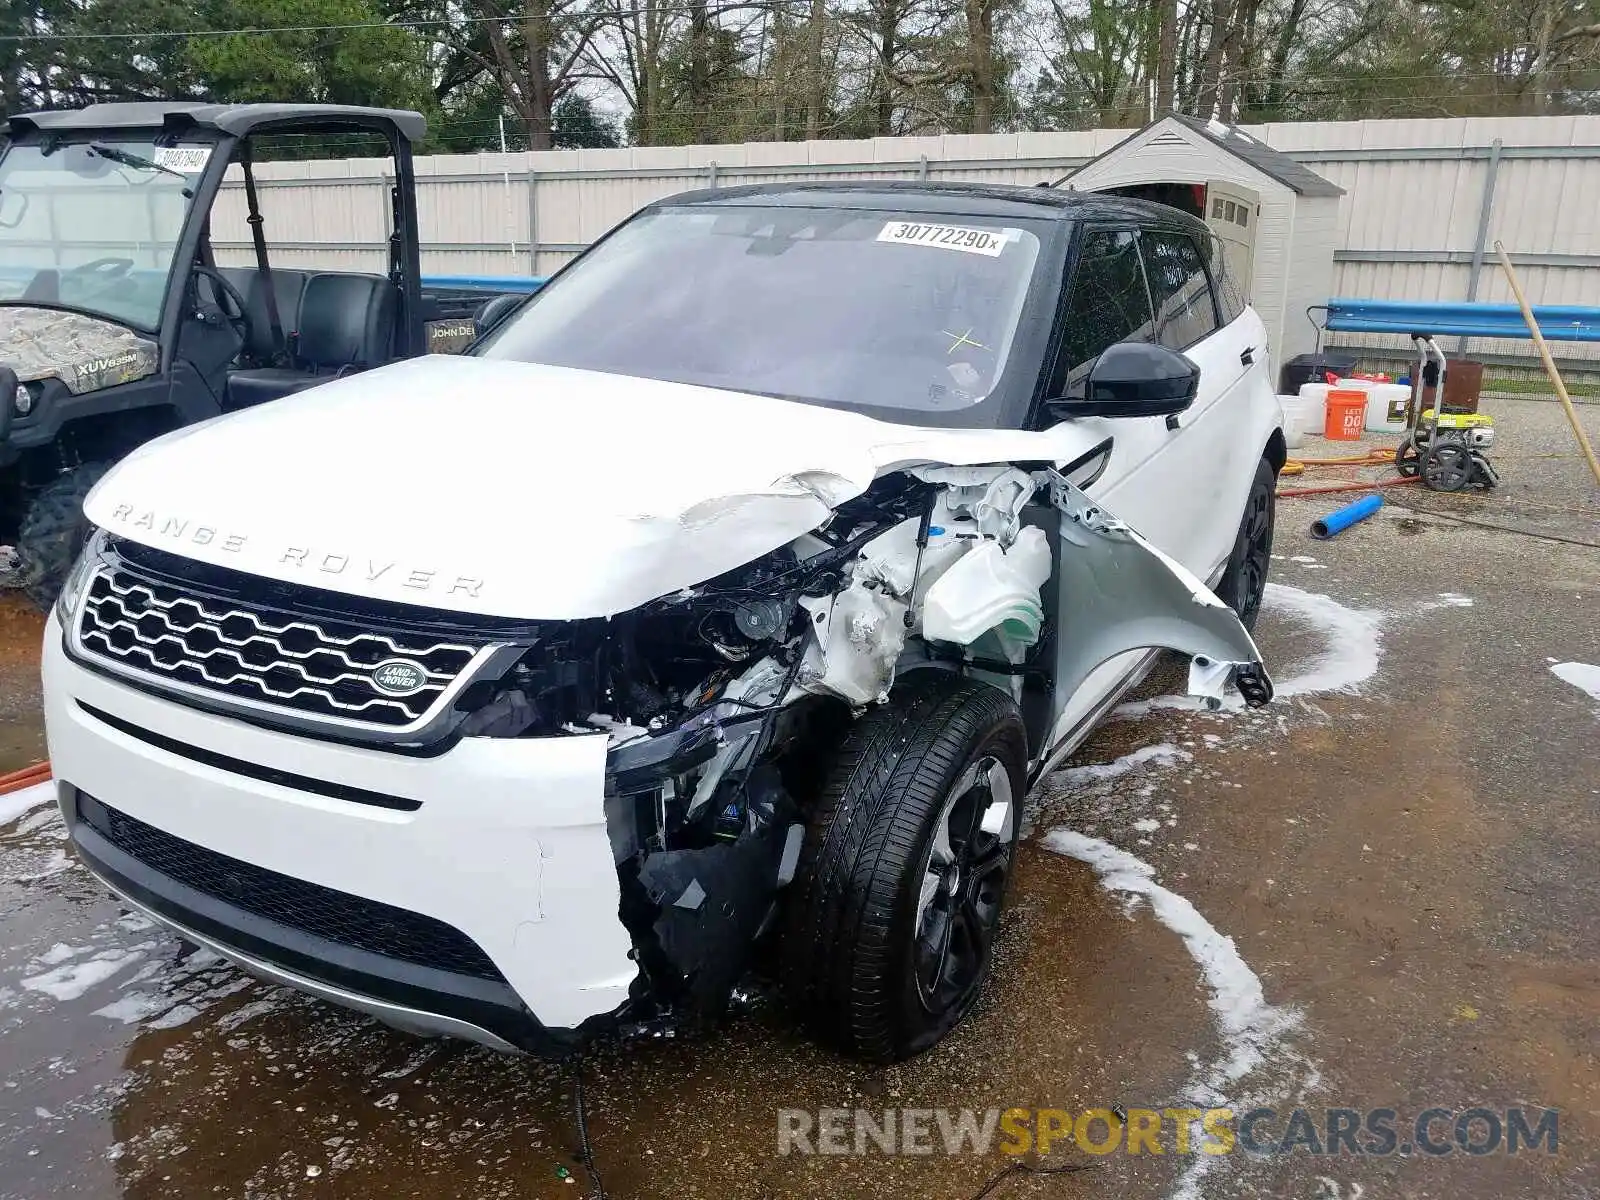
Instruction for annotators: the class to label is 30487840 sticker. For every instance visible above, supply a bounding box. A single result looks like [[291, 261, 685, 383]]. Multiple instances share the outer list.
[[876, 221, 1013, 257], [152, 146, 213, 173]]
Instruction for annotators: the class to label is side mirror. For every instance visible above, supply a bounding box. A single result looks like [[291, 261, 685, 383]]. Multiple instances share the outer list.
[[474, 292, 524, 339], [1049, 341, 1199, 420]]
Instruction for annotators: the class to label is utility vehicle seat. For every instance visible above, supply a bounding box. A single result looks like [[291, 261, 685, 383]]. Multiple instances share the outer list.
[[220, 267, 309, 364], [226, 272, 397, 408]]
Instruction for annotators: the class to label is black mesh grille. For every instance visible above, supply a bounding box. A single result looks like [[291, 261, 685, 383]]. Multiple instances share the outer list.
[[79, 796, 504, 982], [77, 566, 480, 727]]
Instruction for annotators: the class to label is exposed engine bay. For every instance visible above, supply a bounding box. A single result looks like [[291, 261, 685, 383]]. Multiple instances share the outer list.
[[443, 462, 1270, 1030]]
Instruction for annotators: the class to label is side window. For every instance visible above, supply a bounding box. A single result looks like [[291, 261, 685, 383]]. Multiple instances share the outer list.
[[1139, 230, 1219, 350], [1203, 232, 1246, 324], [1055, 229, 1154, 397]]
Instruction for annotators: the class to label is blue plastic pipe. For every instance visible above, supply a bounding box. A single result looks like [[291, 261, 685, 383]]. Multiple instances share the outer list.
[[1310, 494, 1384, 540]]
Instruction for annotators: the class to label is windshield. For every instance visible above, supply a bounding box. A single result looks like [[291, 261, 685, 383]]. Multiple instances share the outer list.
[[0, 137, 205, 330], [478, 205, 1044, 417]]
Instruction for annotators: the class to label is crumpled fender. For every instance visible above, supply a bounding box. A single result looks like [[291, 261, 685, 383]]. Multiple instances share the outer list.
[[1046, 469, 1274, 724]]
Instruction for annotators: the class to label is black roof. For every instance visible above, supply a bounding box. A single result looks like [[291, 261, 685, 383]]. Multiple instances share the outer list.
[[7, 102, 426, 143], [655, 179, 1212, 231]]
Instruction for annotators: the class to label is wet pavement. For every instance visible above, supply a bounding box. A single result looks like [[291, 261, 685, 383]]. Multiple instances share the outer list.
[[0, 398, 1596, 1200]]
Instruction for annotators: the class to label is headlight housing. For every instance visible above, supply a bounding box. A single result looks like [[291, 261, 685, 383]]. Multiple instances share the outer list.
[[54, 528, 105, 626]]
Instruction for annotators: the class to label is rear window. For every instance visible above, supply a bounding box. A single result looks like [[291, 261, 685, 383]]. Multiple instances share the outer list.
[[1203, 233, 1247, 323], [478, 206, 1043, 418]]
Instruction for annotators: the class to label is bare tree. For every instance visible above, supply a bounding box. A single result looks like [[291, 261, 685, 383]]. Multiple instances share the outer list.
[[440, 0, 603, 148]]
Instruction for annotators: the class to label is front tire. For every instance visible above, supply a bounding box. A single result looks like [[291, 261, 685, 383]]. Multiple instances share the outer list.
[[1216, 456, 1277, 632], [15, 463, 109, 610], [781, 673, 1027, 1062]]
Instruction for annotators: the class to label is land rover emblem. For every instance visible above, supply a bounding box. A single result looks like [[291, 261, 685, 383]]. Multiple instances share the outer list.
[[371, 659, 429, 697]]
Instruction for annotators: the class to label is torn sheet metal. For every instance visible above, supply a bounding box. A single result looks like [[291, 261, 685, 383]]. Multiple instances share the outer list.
[[1046, 470, 1274, 726]]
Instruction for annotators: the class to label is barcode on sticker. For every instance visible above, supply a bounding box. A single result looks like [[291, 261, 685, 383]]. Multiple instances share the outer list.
[[153, 147, 212, 173], [877, 221, 1010, 256]]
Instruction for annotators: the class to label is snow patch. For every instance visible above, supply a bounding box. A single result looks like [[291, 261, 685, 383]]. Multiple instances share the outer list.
[[1132, 818, 1162, 833], [1044, 829, 1315, 1200], [0, 781, 54, 828]]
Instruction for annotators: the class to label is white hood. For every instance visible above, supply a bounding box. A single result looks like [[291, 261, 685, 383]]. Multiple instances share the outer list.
[[87, 356, 1098, 619]]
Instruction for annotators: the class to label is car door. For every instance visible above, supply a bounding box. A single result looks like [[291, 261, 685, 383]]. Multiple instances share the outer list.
[[1041, 226, 1180, 558], [1034, 223, 1253, 755], [1136, 224, 1253, 583]]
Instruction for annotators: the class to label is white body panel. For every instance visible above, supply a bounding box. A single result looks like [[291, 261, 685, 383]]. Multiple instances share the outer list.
[[43, 619, 636, 1032], [85, 355, 1112, 622]]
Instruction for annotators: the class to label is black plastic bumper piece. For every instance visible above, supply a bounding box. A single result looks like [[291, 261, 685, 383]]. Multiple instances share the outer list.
[[65, 787, 583, 1057]]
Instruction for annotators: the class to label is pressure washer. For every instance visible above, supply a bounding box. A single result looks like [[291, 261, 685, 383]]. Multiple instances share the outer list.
[[1393, 335, 1499, 492]]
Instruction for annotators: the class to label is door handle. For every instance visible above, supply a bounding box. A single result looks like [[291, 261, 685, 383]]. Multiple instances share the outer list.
[[1240, 346, 1256, 366]]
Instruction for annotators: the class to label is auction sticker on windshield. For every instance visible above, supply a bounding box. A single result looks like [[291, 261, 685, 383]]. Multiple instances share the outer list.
[[877, 221, 1013, 256], [154, 146, 213, 173]]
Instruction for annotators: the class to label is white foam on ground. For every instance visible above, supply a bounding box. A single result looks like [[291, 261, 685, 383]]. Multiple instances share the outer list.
[[23, 949, 146, 1002], [94, 992, 171, 1025], [35, 942, 88, 967], [1044, 829, 1314, 1199], [0, 780, 54, 828], [1551, 662, 1600, 711], [1054, 743, 1192, 785]]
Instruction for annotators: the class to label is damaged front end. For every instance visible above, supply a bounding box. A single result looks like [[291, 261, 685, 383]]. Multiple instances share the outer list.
[[447, 463, 1273, 1041]]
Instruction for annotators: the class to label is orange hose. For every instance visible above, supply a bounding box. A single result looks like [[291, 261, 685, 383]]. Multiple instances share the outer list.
[[1281, 447, 1398, 476], [1278, 477, 1419, 499], [0, 761, 51, 795]]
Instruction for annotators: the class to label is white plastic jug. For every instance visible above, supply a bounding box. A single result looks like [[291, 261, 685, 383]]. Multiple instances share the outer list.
[[1296, 381, 1331, 435], [1365, 382, 1410, 433], [1278, 397, 1305, 449]]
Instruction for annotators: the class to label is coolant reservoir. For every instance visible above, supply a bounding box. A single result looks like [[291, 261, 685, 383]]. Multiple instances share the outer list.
[[921, 527, 1052, 662]]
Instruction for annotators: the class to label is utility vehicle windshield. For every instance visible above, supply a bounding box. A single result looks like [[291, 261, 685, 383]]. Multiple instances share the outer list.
[[478, 205, 1043, 416], [0, 137, 204, 331]]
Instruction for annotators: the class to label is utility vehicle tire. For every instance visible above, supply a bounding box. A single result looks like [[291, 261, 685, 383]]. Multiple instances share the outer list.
[[781, 672, 1027, 1062], [1216, 456, 1277, 632], [15, 463, 109, 611]]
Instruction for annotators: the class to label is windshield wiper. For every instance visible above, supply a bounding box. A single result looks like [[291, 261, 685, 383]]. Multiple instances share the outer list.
[[87, 142, 190, 186]]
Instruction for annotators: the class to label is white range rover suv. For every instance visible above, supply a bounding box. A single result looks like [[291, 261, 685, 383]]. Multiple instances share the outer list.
[[43, 183, 1283, 1061]]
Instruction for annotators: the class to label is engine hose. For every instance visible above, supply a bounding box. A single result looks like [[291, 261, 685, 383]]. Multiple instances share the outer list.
[[0, 761, 51, 796]]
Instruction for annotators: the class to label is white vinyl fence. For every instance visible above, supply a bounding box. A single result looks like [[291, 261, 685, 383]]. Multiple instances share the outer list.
[[212, 114, 1600, 371]]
